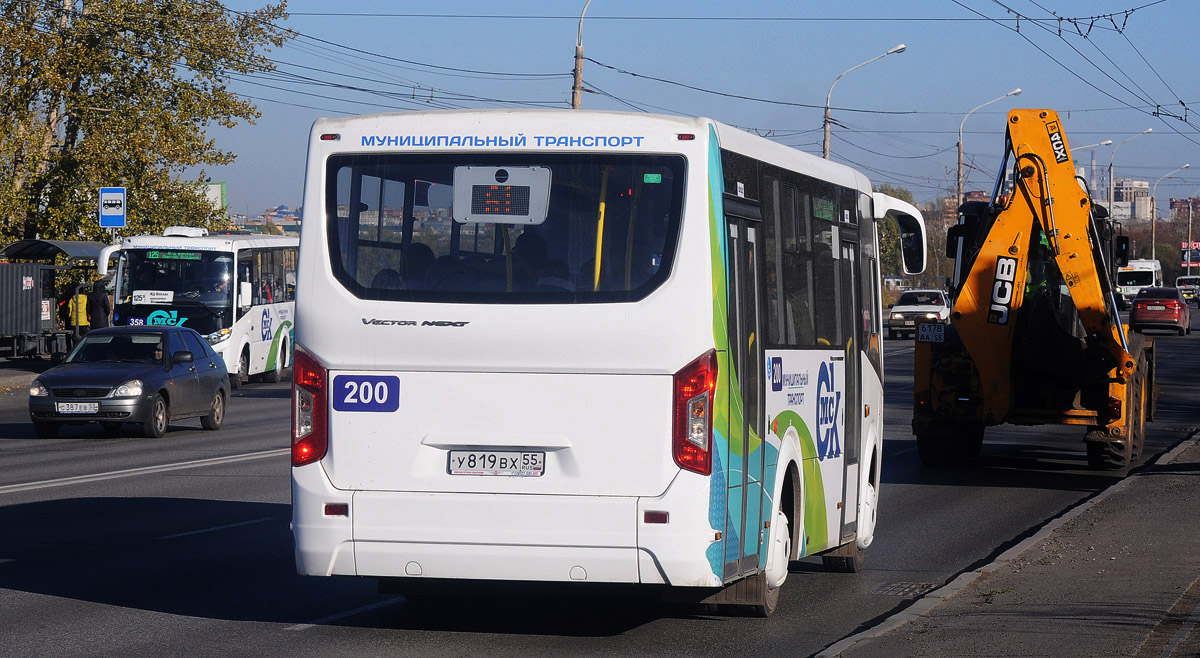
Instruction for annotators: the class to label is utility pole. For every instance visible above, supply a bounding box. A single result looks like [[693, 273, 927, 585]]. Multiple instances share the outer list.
[[571, 0, 593, 110]]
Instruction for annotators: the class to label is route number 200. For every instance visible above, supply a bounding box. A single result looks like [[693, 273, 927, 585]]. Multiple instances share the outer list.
[[332, 375, 400, 412]]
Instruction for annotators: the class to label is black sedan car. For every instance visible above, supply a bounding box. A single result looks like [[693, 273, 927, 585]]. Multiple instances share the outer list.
[[28, 326, 230, 438]]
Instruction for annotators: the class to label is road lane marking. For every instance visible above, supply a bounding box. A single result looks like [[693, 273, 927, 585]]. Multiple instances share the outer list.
[[158, 517, 276, 540], [285, 596, 408, 631], [0, 448, 289, 495]]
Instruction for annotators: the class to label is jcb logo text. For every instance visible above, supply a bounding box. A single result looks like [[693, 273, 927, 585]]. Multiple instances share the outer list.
[[988, 256, 1018, 325]]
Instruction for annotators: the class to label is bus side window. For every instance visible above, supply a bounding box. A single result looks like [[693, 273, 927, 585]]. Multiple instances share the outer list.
[[780, 184, 816, 347]]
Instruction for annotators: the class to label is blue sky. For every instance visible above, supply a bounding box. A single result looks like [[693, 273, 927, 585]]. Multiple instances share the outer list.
[[211, 0, 1200, 215]]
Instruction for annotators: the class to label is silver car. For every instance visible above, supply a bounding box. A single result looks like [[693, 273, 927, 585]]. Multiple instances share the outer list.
[[28, 326, 230, 438]]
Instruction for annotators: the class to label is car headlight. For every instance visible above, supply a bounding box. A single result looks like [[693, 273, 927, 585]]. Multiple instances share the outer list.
[[29, 380, 49, 397], [890, 313, 903, 321], [114, 379, 144, 397], [205, 328, 232, 345], [924, 312, 939, 319]]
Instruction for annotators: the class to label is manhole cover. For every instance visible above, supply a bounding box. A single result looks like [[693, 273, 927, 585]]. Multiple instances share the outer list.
[[873, 581, 937, 597]]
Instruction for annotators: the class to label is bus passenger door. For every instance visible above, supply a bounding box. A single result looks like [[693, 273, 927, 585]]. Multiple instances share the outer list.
[[839, 239, 861, 541], [723, 202, 766, 580]]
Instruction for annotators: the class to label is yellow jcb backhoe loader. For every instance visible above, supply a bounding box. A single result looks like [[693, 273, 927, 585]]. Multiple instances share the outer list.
[[912, 109, 1155, 469]]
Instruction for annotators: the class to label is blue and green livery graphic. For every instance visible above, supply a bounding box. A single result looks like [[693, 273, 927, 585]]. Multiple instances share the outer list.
[[145, 310, 188, 326]]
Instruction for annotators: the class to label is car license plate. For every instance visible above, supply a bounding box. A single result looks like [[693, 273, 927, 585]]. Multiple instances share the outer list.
[[902, 320, 915, 326], [56, 402, 98, 414], [1148, 305, 1166, 311], [448, 450, 545, 477]]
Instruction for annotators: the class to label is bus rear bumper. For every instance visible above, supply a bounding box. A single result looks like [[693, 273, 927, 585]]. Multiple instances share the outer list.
[[292, 463, 724, 587]]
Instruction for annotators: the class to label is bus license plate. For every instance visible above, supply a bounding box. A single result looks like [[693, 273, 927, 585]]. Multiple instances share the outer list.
[[56, 402, 98, 413], [448, 451, 545, 477]]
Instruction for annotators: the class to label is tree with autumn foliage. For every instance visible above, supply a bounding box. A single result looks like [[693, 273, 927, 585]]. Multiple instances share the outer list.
[[0, 0, 289, 243]]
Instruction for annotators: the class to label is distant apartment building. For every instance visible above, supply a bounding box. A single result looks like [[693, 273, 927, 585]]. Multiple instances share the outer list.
[[1110, 178, 1152, 220], [232, 204, 301, 234], [1169, 197, 1200, 219], [203, 182, 227, 219]]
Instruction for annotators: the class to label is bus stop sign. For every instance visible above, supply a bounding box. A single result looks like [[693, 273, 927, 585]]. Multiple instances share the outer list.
[[99, 187, 126, 228]]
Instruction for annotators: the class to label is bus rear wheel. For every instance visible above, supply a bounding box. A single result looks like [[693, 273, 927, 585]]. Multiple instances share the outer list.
[[263, 341, 285, 384], [822, 541, 866, 573]]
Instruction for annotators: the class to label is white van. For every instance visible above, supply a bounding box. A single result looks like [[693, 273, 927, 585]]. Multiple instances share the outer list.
[[1116, 259, 1162, 305]]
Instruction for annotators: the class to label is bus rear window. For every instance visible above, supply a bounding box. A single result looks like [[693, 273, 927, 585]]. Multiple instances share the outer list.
[[324, 153, 685, 303]]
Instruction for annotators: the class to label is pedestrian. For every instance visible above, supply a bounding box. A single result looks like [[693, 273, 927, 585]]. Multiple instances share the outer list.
[[67, 286, 90, 335], [87, 278, 112, 329]]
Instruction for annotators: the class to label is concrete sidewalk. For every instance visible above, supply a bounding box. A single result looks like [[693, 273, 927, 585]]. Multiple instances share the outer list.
[[0, 358, 51, 391], [825, 438, 1200, 658]]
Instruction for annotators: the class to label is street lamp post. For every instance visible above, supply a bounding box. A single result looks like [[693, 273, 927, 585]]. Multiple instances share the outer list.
[[822, 44, 906, 159], [570, 0, 593, 110], [1189, 193, 1196, 274], [957, 88, 1022, 205], [1108, 128, 1153, 207], [1151, 163, 1190, 261]]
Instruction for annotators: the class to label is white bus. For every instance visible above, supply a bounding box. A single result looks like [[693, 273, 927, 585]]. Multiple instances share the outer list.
[[99, 227, 298, 387], [291, 110, 926, 615]]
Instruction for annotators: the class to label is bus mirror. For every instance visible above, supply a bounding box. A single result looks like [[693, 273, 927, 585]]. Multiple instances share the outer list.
[[451, 166, 551, 225], [897, 216, 927, 275], [873, 192, 927, 275], [946, 224, 966, 259], [1115, 236, 1130, 268], [239, 281, 253, 309]]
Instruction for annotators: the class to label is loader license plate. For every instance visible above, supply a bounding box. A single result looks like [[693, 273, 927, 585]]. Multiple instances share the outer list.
[[917, 322, 946, 343], [448, 451, 545, 477]]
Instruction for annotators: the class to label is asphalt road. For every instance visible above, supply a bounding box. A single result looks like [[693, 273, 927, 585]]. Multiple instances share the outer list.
[[1, 321, 1196, 658]]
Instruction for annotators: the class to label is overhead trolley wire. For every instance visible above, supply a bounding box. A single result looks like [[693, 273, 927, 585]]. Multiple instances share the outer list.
[[584, 57, 915, 115], [955, 0, 1200, 148]]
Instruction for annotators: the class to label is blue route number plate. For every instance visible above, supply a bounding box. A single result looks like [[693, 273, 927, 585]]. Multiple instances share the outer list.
[[332, 375, 400, 412]]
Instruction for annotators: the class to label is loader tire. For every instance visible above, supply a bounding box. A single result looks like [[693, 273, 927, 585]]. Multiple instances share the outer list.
[[1086, 439, 1131, 470]]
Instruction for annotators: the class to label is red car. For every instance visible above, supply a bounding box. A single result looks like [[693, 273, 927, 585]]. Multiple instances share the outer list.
[[1130, 287, 1192, 335]]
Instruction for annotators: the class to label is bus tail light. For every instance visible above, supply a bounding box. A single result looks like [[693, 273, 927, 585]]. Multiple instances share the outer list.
[[292, 345, 328, 466], [673, 350, 717, 475]]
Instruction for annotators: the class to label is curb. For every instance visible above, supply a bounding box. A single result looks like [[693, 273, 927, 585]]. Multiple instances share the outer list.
[[818, 435, 1200, 657]]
